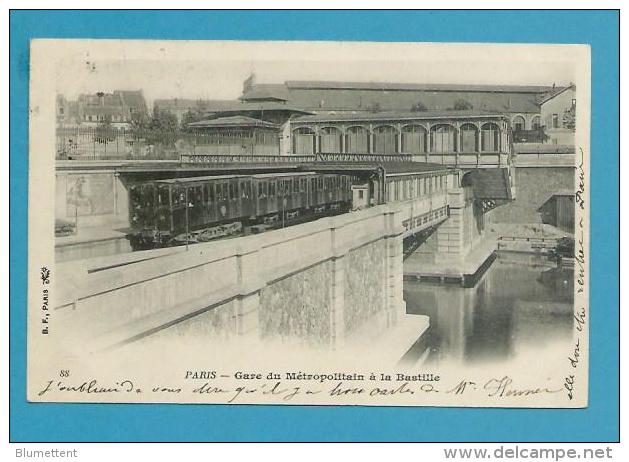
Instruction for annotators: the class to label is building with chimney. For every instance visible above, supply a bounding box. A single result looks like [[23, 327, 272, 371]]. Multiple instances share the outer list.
[[75, 90, 148, 128]]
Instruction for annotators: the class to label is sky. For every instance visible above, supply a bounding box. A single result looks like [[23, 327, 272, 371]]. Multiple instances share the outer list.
[[53, 41, 578, 106]]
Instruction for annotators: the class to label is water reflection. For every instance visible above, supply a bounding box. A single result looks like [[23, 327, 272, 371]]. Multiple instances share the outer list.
[[404, 252, 574, 366]]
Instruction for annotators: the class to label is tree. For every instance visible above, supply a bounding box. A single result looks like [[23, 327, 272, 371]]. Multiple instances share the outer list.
[[94, 115, 115, 144], [181, 100, 210, 130], [129, 108, 180, 149], [181, 108, 207, 131], [410, 101, 428, 112], [181, 110, 198, 130], [451, 99, 473, 111], [562, 106, 576, 130], [149, 107, 179, 132], [129, 110, 149, 130]]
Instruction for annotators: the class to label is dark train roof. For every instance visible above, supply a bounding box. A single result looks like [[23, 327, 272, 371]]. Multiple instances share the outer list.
[[147, 171, 335, 184], [310, 161, 453, 171], [251, 171, 318, 178], [300, 161, 455, 176], [381, 162, 456, 174], [153, 174, 247, 184], [141, 161, 453, 184]]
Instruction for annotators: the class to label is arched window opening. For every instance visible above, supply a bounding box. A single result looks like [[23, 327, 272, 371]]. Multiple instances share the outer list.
[[292, 127, 315, 155], [531, 116, 541, 130], [345, 126, 369, 153], [512, 116, 526, 132], [319, 126, 342, 153], [431, 124, 457, 153], [401, 125, 428, 154], [373, 125, 398, 154], [481, 122, 500, 152], [460, 123, 478, 152]]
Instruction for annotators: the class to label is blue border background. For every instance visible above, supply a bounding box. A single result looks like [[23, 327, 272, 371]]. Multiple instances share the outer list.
[[9, 10, 619, 442]]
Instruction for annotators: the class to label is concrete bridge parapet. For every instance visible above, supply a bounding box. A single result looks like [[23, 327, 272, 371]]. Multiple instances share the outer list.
[[55, 201, 411, 351]]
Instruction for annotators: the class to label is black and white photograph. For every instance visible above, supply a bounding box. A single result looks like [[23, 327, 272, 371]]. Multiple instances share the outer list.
[[26, 39, 590, 407]]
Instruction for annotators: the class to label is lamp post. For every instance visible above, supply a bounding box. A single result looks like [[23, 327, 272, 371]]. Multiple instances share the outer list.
[[282, 196, 287, 228], [184, 187, 189, 251], [178, 184, 192, 251]]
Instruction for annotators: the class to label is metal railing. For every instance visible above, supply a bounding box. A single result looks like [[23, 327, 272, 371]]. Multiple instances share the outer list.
[[513, 129, 548, 144], [497, 236, 561, 244], [496, 235, 562, 252], [315, 152, 413, 162], [180, 152, 414, 164], [56, 126, 279, 160], [179, 151, 511, 166], [180, 153, 317, 164]]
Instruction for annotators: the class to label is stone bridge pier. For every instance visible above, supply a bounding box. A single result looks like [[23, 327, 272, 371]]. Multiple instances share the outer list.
[[404, 185, 497, 281]]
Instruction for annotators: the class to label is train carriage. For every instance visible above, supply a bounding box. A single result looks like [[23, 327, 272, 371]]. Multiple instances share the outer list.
[[313, 176, 324, 206], [128, 183, 152, 229], [127, 164, 458, 251], [128, 171, 353, 249], [252, 172, 321, 218], [159, 175, 248, 237]]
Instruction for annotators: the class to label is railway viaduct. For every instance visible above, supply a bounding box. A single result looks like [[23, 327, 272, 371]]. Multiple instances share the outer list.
[[52, 151, 573, 356], [56, 200, 418, 352]]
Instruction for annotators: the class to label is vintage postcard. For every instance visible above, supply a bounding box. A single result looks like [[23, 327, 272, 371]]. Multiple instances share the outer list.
[[27, 39, 590, 407]]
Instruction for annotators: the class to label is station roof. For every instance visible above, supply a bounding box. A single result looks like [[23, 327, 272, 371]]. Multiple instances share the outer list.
[[211, 101, 314, 115], [187, 116, 280, 129], [240, 80, 555, 114], [284, 81, 555, 93], [154, 99, 315, 117], [292, 109, 507, 123]]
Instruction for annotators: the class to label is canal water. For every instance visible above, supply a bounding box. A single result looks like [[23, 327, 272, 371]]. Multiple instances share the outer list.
[[404, 252, 574, 367]]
